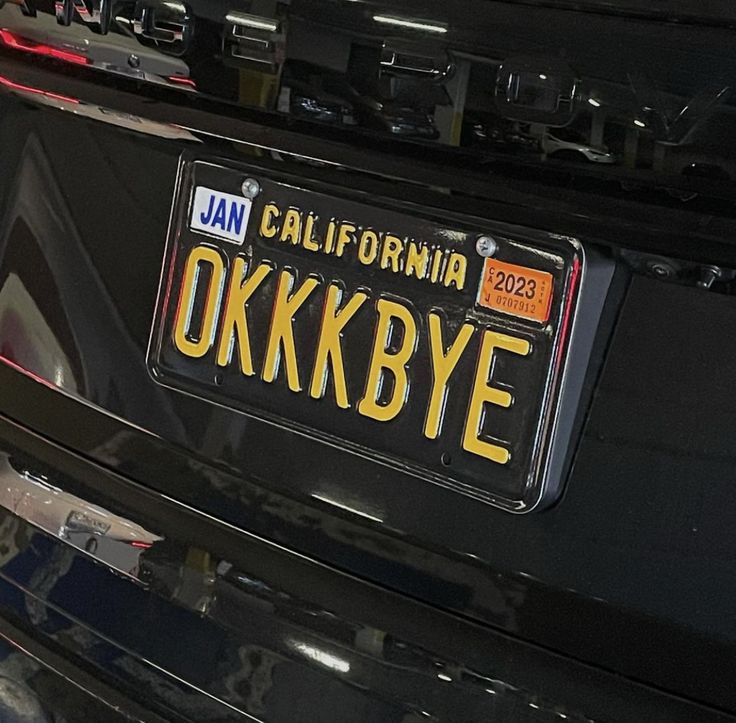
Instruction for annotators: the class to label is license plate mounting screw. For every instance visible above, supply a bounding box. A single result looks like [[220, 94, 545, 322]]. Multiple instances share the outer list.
[[241, 178, 261, 199], [476, 235, 498, 258], [697, 264, 722, 289]]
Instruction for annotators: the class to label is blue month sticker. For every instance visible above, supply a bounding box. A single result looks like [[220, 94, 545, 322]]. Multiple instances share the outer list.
[[189, 186, 252, 244]]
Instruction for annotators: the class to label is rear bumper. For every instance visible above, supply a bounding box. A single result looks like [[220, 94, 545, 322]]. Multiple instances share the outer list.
[[0, 380, 729, 723], [0, 619, 167, 722]]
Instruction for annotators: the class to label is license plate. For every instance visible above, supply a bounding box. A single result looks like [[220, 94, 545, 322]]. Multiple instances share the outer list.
[[148, 158, 584, 512]]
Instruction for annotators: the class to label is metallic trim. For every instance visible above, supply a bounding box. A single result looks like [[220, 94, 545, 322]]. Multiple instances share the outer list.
[[0, 454, 162, 579]]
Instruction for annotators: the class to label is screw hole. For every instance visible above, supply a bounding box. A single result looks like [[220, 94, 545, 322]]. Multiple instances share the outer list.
[[214, 373, 224, 386], [441, 452, 452, 467]]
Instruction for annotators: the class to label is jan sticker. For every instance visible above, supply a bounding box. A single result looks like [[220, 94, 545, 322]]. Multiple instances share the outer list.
[[189, 186, 252, 244]]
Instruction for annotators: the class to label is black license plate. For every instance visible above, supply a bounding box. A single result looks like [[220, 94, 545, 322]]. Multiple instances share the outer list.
[[148, 158, 584, 511]]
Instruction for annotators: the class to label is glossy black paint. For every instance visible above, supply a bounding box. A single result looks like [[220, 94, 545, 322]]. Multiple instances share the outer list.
[[0, 620, 169, 721], [0, 0, 735, 719], [0, 412, 730, 722]]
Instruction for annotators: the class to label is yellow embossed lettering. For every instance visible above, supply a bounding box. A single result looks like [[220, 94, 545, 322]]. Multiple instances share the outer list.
[[443, 252, 467, 290], [324, 221, 337, 254], [358, 230, 379, 265], [262, 270, 319, 392], [424, 313, 474, 439], [302, 213, 319, 252], [335, 223, 356, 257], [380, 234, 403, 273], [260, 203, 280, 238], [173, 245, 225, 359], [358, 299, 417, 422], [462, 330, 531, 464], [280, 208, 302, 245], [309, 284, 368, 408], [430, 248, 445, 283], [405, 242, 429, 280], [216, 258, 271, 375]]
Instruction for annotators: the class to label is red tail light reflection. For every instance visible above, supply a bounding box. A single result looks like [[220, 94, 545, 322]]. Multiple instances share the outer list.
[[167, 75, 197, 88], [0, 28, 90, 66], [0, 74, 80, 104]]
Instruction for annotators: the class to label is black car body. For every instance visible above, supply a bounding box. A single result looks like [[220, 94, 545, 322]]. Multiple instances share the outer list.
[[0, 1, 735, 721]]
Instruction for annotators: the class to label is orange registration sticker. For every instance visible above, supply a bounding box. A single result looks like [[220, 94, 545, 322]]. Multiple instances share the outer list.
[[478, 258, 554, 323]]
